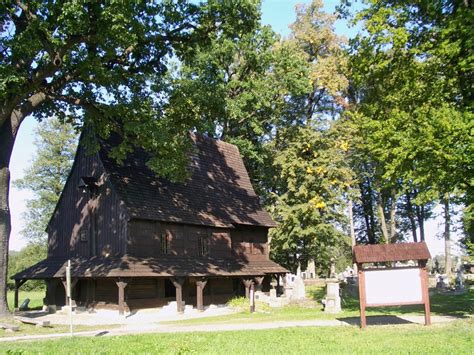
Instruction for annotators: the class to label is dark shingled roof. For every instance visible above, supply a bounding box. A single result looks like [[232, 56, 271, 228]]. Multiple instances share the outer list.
[[12, 256, 288, 280], [99, 133, 277, 228], [353, 242, 431, 264]]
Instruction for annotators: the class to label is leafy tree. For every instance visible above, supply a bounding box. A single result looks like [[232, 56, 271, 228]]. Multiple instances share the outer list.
[[344, 0, 473, 276], [268, 124, 353, 273], [0, 0, 261, 315], [14, 118, 77, 244], [165, 20, 309, 197], [265, 0, 352, 274], [166, 0, 352, 274]]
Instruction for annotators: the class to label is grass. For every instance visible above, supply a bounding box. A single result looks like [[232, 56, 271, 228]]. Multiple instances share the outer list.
[[162, 285, 473, 326], [0, 286, 472, 353], [0, 319, 472, 354], [2, 290, 118, 338], [7, 289, 45, 311], [0, 319, 117, 338]]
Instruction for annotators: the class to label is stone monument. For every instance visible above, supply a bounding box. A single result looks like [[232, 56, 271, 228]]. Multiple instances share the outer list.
[[324, 259, 341, 313]]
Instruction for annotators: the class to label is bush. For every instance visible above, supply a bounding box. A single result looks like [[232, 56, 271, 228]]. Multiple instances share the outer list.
[[8, 243, 47, 291], [226, 296, 271, 313]]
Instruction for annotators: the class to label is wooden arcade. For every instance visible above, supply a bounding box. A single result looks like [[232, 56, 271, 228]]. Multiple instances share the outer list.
[[353, 242, 431, 329]]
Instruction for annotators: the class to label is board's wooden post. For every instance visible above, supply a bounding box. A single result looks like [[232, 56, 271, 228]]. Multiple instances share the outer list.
[[419, 262, 431, 326], [358, 264, 367, 329]]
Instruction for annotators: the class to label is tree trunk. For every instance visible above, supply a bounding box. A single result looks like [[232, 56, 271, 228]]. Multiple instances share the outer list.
[[389, 188, 397, 243], [406, 192, 418, 242], [0, 117, 17, 316], [376, 193, 389, 243], [348, 197, 357, 272], [415, 204, 425, 241], [360, 180, 376, 244], [443, 196, 452, 277], [0, 166, 11, 316]]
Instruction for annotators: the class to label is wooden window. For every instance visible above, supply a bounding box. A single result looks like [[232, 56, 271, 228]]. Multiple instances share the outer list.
[[159, 233, 170, 254], [79, 229, 87, 242], [198, 234, 210, 256]]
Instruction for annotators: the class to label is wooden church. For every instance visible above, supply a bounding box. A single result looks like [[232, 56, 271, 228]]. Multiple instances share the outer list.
[[13, 132, 287, 314]]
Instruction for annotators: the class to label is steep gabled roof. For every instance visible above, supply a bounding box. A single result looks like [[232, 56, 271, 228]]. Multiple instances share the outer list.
[[98, 133, 277, 228]]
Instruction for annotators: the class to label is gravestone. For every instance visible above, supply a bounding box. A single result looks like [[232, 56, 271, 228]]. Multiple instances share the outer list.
[[291, 276, 306, 300], [324, 279, 341, 313]]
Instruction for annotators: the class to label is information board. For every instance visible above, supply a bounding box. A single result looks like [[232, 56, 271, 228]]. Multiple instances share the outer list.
[[364, 267, 423, 305]]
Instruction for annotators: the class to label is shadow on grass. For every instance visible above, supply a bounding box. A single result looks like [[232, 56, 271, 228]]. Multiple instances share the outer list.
[[340, 286, 473, 318], [15, 310, 49, 319], [337, 315, 415, 326]]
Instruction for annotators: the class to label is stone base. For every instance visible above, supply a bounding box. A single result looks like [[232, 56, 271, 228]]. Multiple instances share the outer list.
[[324, 297, 342, 313], [324, 279, 341, 314]]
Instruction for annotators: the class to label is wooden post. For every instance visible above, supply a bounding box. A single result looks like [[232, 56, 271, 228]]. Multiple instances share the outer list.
[[14, 279, 26, 310], [62, 278, 78, 306], [254, 276, 264, 292], [358, 265, 367, 329], [115, 279, 128, 316], [242, 278, 254, 299], [196, 278, 208, 312], [46, 279, 58, 308], [171, 277, 185, 313], [419, 262, 431, 326]]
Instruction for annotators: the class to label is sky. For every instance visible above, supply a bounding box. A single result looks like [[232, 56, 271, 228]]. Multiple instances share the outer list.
[[7, 0, 462, 258]]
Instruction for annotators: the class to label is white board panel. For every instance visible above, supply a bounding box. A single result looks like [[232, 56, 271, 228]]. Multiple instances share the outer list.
[[364, 268, 422, 305]]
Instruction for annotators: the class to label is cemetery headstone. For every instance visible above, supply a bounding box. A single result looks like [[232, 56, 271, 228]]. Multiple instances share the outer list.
[[291, 276, 306, 300]]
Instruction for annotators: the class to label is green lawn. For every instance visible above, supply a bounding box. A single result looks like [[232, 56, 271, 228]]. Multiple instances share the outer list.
[[7, 289, 45, 311], [0, 286, 472, 353], [0, 319, 472, 354], [162, 285, 473, 326]]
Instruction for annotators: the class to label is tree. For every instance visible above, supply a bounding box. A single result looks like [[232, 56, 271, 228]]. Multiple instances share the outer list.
[[8, 243, 47, 292], [14, 118, 77, 244], [268, 124, 353, 273], [344, 0, 473, 275], [0, 0, 262, 315], [165, 19, 309, 198]]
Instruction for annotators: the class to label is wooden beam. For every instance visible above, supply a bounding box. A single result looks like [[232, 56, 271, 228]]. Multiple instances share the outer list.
[[421, 266, 431, 326], [115, 279, 129, 316], [242, 278, 254, 299], [196, 278, 208, 312], [14, 316, 51, 327], [171, 277, 186, 313]]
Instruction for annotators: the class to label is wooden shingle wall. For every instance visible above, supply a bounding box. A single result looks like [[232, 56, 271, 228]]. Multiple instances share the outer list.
[[47, 145, 128, 259]]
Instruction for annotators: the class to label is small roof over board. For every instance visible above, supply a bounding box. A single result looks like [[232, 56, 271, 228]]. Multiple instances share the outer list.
[[353, 242, 431, 264]]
